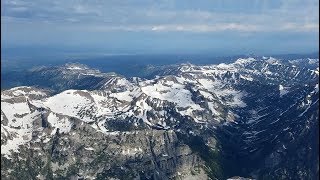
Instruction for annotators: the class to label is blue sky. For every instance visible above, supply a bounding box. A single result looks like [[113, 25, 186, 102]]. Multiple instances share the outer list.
[[1, 0, 319, 55]]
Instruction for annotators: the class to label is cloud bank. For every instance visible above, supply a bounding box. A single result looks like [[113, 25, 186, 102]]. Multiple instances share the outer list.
[[2, 0, 319, 32]]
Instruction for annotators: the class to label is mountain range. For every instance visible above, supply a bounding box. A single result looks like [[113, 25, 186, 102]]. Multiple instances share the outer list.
[[1, 56, 319, 179]]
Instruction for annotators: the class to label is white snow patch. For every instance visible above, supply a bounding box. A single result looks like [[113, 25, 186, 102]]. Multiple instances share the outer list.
[[141, 82, 201, 110], [266, 57, 281, 65], [240, 75, 253, 81], [234, 57, 256, 65], [121, 147, 143, 156], [43, 90, 94, 122], [214, 89, 247, 107], [308, 58, 319, 64], [110, 91, 133, 102], [84, 147, 95, 151], [1, 126, 33, 156], [47, 113, 72, 134], [1, 102, 30, 123], [279, 85, 289, 97]]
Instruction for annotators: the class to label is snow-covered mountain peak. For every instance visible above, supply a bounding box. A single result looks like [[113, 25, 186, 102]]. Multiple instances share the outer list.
[[264, 57, 282, 65], [1, 86, 51, 101], [234, 57, 257, 66], [64, 63, 91, 70], [307, 58, 319, 64]]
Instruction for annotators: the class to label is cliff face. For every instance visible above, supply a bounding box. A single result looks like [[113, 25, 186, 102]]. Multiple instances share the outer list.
[[2, 122, 207, 180]]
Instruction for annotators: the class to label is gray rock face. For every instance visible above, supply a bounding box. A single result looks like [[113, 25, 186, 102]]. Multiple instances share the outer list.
[[2, 124, 206, 179]]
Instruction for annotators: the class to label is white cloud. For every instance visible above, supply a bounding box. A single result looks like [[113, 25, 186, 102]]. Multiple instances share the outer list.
[[1, 0, 319, 33], [279, 23, 319, 32], [68, 23, 318, 33], [150, 24, 259, 32]]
